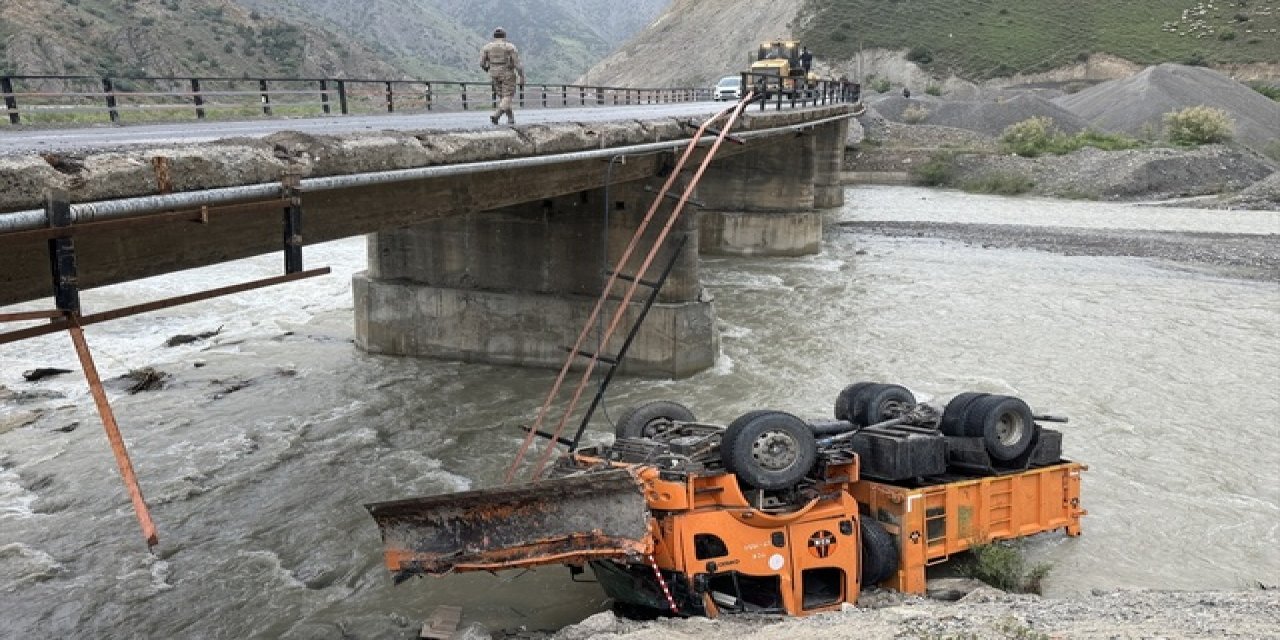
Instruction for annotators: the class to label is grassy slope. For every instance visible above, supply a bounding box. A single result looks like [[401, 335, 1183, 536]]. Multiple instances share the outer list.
[[799, 0, 1280, 79]]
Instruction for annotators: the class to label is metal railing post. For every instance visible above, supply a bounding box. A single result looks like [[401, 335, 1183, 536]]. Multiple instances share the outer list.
[[542, 84, 547, 108], [258, 79, 272, 116], [462, 82, 469, 110], [385, 81, 394, 112], [319, 79, 330, 115], [102, 77, 119, 123], [519, 83, 525, 108], [190, 78, 205, 119], [337, 80, 348, 114], [2, 76, 20, 124], [425, 82, 433, 111], [46, 189, 81, 314], [561, 84, 567, 107]]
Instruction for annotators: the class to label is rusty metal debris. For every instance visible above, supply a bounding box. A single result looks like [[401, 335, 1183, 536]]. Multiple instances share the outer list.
[[367, 469, 652, 580], [123, 367, 169, 394], [164, 325, 223, 347], [22, 367, 72, 381]]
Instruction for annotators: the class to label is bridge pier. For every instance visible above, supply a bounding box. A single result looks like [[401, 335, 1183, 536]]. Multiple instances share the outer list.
[[696, 119, 848, 256], [353, 180, 718, 378]]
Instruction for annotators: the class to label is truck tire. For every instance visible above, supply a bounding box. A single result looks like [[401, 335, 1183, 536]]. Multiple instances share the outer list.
[[722, 412, 817, 490], [718, 409, 776, 470], [834, 382, 876, 422], [614, 400, 695, 439], [940, 392, 989, 436], [964, 395, 1036, 461], [857, 384, 916, 427], [859, 517, 898, 588]]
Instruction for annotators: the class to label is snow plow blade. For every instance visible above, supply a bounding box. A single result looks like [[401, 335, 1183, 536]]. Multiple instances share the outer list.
[[366, 469, 652, 580]]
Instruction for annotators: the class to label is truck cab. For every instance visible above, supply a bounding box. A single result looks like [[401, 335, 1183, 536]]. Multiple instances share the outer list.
[[749, 40, 808, 97]]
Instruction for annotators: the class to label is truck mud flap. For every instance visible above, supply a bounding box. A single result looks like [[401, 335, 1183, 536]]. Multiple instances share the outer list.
[[366, 468, 653, 581]]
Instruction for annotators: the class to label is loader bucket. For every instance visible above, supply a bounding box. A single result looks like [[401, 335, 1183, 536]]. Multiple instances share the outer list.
[[366, 468, 653, 579]]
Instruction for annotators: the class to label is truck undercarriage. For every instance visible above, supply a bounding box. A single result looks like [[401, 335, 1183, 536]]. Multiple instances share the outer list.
[[367, 384, 1086, 618]]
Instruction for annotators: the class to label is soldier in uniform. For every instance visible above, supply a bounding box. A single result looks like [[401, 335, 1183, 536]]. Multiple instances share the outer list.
[[480, 27, 525, 125]]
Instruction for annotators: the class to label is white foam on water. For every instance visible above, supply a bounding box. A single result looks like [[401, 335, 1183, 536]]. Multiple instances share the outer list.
[[0, 467, 38, 519], [0, 543, 63, 591]]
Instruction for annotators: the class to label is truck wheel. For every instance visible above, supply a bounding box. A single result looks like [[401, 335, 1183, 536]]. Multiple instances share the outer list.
[[722, 412, 817, 490], [614, 400, 695, 439], [859, 517, 899, 588], [858, 384, 916, 427], [941, 392, 989, 436], [719, 409, 776, 471], [964, 395, 1036, 461], [834, 382, 876, 422]]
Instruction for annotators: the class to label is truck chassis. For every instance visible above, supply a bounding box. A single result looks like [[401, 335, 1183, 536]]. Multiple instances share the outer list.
[[367, 383, 1086, 618]]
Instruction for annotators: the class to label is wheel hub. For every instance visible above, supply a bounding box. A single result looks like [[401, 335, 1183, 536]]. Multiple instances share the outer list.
[[751, 430, 798, 470], [995, 412, 1026, 446]]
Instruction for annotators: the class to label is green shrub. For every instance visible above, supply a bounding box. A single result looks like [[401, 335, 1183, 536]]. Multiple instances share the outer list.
[[1074, 129, 1144, 151], [912, 153, 955, 186], [1002, 117, 1145, 156], [902, 104, 930, 124], [1264, 141, 1280, 163], [906, 46, 934, 64], [925, 83, 942, 96], [1218, 30, 1237, 41], [962, 172, 1035, 196], [1001, 116, 1060, 157], [871, 77, 891, 93], [1164, 106, 1234, 145], [1250, 82, 1280, 101], [960, 540, 1052, 594]]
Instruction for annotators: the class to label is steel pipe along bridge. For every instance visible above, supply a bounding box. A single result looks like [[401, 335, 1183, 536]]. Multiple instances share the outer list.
[[0, 100, 856, 379]]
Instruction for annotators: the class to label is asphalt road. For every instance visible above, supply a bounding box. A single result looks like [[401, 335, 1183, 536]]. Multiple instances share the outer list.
[[0, 102, 734, 156]]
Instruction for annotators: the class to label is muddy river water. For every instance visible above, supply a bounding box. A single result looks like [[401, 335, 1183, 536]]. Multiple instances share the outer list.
[[1, 186, 1277, 638]]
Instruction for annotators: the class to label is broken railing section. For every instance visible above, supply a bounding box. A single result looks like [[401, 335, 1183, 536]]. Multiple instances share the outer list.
[[0, 181, 331, 550], [366, 469, 653, 580]]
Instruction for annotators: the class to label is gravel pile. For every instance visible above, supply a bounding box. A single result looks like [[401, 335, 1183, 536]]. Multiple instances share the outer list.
[[876, 122, 998, 151], [947, 145, 1275, 201], [840, 220, 1280, 282], [1222, 170, 1280, 210], [546, 589, 1280, 640], [1055, 64, 1280, 155], [866, 93, 1090, 137]]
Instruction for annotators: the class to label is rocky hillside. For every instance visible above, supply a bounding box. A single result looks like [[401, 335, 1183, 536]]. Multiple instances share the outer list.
[[0, 0, 400, 79], [579, 0, 803, 88], [585, 0, 1279, 87], [0, 0, 668, 84], [231, 0, 669, 84]]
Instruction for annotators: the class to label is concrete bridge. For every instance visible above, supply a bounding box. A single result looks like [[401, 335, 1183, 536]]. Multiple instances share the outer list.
[[0, 103, 854, 377]]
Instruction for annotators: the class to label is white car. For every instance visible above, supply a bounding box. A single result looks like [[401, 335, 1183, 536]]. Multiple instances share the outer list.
[[713, 75, 743, 101]]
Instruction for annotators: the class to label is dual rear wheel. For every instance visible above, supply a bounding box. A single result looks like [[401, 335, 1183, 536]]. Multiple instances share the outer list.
[[941, 393, 1037, 462]]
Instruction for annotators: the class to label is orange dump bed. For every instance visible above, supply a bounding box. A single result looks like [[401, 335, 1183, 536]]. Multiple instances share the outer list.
[[850, 461, 1087, 594]]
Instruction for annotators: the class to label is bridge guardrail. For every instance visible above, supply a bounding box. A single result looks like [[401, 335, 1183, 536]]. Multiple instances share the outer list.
[[740, 71, 862, 111], [0, 74, 720, 126]]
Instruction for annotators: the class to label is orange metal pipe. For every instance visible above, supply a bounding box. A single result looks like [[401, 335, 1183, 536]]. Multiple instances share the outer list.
[[502, 100, 743, 484], [66, 317, 159, 549], [527, 93, 758, 479]]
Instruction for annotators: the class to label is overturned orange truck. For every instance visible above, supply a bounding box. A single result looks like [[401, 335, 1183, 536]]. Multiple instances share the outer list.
[[367, 383, 1086, 617]]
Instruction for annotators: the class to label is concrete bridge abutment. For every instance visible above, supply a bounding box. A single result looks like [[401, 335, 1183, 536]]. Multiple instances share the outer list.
[[696, 119, 848, 256], [353, 179, 718, 378]]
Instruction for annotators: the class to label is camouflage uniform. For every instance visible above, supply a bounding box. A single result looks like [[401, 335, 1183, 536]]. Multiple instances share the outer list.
[[480, 35, 524, 124]]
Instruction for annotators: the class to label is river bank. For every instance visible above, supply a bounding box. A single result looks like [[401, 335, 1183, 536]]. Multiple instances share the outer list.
[[1, 187, 1276, 638], [545, 589, 1280, 640]]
